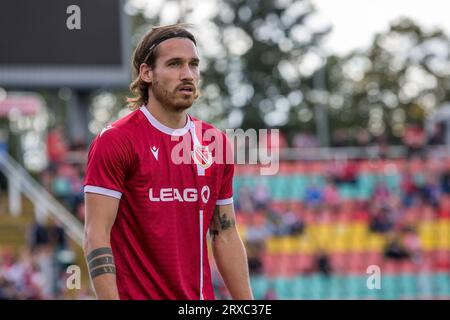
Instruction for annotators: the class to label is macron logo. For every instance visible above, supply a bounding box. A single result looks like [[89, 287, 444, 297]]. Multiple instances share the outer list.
[[151, 146, 159, 160]]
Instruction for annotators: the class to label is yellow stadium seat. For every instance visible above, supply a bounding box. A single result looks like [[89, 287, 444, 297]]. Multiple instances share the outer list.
[[267, 237, 282, 254], [350, 232, 368, 252], [298, 235, 315, 254], [367, 234, 386, 252], [280, 236, 297, 254]]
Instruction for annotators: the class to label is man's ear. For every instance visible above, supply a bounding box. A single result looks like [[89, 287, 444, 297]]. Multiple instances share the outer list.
[[139, 63, 152, 84]]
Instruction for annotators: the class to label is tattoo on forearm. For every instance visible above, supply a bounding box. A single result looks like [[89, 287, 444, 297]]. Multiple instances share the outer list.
[[210, 229, 219, 241], [218, 212, 235, 230], [209, 206, 235, 242], [88, 256, 115, 270], [86, 247, 112, 261], [86, 247, 115, 279], [90, 265, 116, 279]]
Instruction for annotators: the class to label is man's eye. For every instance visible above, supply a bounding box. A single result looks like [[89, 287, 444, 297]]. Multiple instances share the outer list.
[[169, 61, 180, 66]]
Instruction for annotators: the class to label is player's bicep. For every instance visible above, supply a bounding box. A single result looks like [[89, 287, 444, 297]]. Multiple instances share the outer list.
[[209, 204, 237, 242], [84, 192, 120, 237]]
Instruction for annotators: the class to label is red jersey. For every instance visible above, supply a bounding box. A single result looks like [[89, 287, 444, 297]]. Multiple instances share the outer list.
[[84, 106, 234, 300]]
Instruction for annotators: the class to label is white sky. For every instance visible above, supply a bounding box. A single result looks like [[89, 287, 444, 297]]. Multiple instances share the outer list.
[[310, 0, 450, 55]]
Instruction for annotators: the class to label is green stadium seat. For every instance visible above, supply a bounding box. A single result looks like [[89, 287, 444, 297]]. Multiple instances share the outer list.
[[279, 176, 292, 200], [273, 277, 294, 299], [398, 274, 418, 299], [288, 176, 307, 199], [432, 273, 450, 298], [379, 275, 401, 300], [292, 276, 311, 300], [267, 177, 281, 200], [338, 186, 351, 200], [309, 274, 328, 300], [416, 273, 434, 299], [250, 276, 269, 300], [327, 275, 347, 300], [385, 174, 401, 194], [345, 275, 368, 299]]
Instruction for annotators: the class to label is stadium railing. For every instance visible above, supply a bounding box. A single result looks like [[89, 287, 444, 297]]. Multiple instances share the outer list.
[[0, 152, 83, 246]]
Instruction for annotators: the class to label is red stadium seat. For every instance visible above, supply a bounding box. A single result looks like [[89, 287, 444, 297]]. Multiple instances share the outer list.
[[263, 254, 280, 277]]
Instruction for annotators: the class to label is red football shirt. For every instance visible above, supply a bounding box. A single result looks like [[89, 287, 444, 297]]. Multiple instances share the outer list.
[[84, 106, 234, 300]]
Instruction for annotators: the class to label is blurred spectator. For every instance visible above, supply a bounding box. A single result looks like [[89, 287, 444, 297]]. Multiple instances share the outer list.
[[329, 160, 358, 185], [428, 122, 446, 145], [68, 164, 85, 213], [440, 169, 450, 195], [403, 123, 426, 159], [275, 204, 305, 236], [369, 206, 394, 233], [400, 169, 420, 208], [304, 179, 324, 206], [46, 127, 68, 166], [419, 174, 441, 208], [28, 219, 50, 251], [402, 226, 422, 263], [263, 287, 277, 300], [245, 213, 272, 245], [372, 133, 389, 159], [292, 132, 319, 148], [0, 128, 8, 155], [0, 248, 48, 299], [323, 176, 340, 207], [438, 194, 450, 219], [0, 171, 7, 214], [51, 165, 73, 207], [373, 178, 391, 204], [252, 183, 271, 210], [384, 233, 410, 260], [246, 243, 264, 275], [314, 251, 332, 276], [235, 185, 254, 213], [355, 128, 371, 147]]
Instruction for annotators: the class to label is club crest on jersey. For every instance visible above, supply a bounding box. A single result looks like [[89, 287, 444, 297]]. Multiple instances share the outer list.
[[192, 145, 212, 169]]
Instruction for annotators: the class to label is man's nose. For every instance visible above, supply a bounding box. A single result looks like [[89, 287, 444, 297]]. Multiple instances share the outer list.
[[179, 64, 194, 81]]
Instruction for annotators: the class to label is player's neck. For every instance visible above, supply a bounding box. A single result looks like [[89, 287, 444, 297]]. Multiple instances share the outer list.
[[145, 100, 188, 130]]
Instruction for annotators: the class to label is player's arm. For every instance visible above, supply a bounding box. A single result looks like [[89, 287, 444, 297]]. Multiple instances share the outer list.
[[84, 193, 120, 300], [209, 203, 254, 300]]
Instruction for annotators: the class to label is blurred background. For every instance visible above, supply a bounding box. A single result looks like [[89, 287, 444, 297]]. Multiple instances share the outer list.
[[0, 0, 449, 300]]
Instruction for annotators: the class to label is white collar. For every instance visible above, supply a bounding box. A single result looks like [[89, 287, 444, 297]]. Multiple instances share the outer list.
[[140, 105, 190, 136]]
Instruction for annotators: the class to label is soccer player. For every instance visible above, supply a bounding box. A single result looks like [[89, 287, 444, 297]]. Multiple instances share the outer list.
[[83, 24, 253, 300]]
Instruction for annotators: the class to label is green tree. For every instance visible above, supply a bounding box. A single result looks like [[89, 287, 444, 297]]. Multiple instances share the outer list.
[[204, 0, 330, 135], [122, 0, 329, 135], [326, 18, 450, 145]]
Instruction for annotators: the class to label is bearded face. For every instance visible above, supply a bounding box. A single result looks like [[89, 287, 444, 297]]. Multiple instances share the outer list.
[[151, 73, 199, 112], [149, 38, 200, 112]]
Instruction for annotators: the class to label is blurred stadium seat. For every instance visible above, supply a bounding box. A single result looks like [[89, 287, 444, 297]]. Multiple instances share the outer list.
[[237, 157, 450, 300]]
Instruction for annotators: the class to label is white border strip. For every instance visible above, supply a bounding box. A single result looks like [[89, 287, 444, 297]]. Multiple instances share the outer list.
[[199, 209, 204, 300], [216, 197, 233, 205], [84, 185, 122, 200], [190, 121, 205, 176]]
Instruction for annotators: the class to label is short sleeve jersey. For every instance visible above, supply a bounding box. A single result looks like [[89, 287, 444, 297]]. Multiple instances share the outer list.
[[84, 106, 234, 300]]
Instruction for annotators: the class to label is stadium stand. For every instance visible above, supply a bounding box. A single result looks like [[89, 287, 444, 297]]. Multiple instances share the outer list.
[[220, 155, 450, 300], [2, 143, 450, 299]]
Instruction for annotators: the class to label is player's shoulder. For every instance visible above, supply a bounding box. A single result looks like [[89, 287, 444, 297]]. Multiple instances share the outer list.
[[96, 108, 146, 141]]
